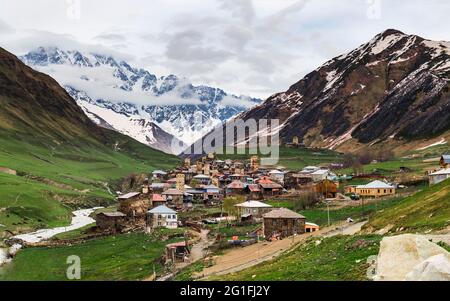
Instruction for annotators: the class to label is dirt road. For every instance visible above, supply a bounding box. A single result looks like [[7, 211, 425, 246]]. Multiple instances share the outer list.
[[152, 229, 213, 281], [197, 221, 366, 279]]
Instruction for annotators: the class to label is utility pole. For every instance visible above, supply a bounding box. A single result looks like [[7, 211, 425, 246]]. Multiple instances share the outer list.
[[361, 197, 364, 219], [327, 201, 331, 227]]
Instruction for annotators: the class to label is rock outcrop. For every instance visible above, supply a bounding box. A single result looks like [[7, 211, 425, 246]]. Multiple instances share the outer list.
[[405, 254, 450, 281], [375, 234, 450, 281]]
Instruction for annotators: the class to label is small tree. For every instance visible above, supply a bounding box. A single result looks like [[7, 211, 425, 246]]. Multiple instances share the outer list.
[[189, 179, 200, 188], [223, 195, 245, 218], [293, 190, 320, 211]]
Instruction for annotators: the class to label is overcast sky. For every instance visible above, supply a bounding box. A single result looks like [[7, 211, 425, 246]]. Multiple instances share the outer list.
[[0, 0, 449, 99]]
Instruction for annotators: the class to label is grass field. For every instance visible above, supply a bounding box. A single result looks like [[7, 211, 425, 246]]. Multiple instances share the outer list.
[[217, 147, 343, 170], [0, 132, 180, 237], [337, 157, 437, 179], [0, 232, 181, 281], [209, 235, 381, 281], [266, 197, 404, 226], [364, 179, 450, 233], [207, 222, 261, 239]]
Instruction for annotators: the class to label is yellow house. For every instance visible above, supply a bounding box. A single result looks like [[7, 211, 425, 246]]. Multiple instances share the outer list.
[[355, 180, 396, 198]]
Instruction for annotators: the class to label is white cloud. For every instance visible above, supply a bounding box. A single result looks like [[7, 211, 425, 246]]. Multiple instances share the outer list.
[[0, 0, 450, 99], [34, 64, 204, 107]]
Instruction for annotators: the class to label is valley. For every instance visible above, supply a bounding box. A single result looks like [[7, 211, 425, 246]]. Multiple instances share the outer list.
[[0, 26, 450, 283]]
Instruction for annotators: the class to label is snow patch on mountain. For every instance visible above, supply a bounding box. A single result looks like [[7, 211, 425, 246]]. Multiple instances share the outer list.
[[21, 47, 261, 153]]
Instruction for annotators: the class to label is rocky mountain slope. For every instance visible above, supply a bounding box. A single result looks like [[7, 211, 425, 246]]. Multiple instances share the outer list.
[[0, 46, 178, 163], [0, 46, 179, 238], [235, 29, 450, 153], [20, 47, 261, 154]]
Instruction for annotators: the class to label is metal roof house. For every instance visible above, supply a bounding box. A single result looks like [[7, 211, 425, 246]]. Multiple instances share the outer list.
[[147, 205, 178, 229], [429, 168, 450, 185], [235, 200, 273, 219], [355, 180, 396, 198]]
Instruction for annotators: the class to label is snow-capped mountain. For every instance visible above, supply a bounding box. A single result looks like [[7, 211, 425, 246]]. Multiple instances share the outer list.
[[20, 47, 261, 154], [196, 29, 450, 155]]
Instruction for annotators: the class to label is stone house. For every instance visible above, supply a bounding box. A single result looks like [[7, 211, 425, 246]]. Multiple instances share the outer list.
[[95, 212, 127, 232], [118, 191, 150, 225], [226, 180, 246, 196], [263, 208, 306, 239], [162, 188, 184, 206]]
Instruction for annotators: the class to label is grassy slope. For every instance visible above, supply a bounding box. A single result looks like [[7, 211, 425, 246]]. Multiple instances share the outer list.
[[0, 130, 179, 237], [0, 47, 180, 237], [0, 232, 181, 281], [209, 235, 381, 281], [364, 179, 450, 233], [217, 147, 342, 170]]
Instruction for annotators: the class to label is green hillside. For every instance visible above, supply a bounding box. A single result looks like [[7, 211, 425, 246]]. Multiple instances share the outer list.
[[209, 235, 381, 281], [0, 47, 179, 238], [0, 232, 181, 281], [0, 132, 179, 237], [363, 179, 450, 233]]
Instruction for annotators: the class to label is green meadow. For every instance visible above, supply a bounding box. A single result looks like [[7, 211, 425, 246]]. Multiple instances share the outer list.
[[0, 131, 179, 237], [209, 235, 382, 281], [0, 232, 181, 281]]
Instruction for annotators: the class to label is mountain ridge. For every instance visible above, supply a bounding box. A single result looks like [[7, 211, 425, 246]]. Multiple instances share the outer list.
[[20, 47, 262, 154], [233, 29, 450, 153]]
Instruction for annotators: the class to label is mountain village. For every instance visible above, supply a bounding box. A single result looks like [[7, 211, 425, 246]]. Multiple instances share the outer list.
[[0, 19, 450, 282], [40, 136, 446, 279]]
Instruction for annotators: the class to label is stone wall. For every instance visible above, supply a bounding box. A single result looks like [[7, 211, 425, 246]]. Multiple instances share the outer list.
[[263, 217, 306, 239]]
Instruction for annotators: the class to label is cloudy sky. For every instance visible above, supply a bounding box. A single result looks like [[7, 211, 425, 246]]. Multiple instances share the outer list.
[[0, 0, 449, 99]]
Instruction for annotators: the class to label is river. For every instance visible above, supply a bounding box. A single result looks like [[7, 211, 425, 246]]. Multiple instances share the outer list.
[[0, 207, 102, 266]]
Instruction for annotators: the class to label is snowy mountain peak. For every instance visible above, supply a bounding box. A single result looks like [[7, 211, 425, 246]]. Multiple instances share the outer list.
[[235, 30, 450, 153], [21, 47, 261, 154]]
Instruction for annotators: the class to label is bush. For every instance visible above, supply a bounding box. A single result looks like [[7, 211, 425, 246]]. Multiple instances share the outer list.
[[293, 190, 321, 210]]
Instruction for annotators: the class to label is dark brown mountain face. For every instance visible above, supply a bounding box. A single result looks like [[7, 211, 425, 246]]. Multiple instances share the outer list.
[[239, 29, 450, 150], [0, 46, 178, 160], [0, 47, 104, 142]]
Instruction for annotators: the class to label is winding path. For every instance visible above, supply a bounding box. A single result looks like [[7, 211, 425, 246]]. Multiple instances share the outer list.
[[197, 221, 368, 279]]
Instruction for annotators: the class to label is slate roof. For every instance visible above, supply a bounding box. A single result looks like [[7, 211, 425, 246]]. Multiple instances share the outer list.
[[118, 192, 140, 200], [263, 208, 305, 219], [162, 189, 184, 195]]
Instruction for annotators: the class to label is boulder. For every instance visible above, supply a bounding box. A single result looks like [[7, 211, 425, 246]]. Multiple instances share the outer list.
[[405, 254, 450, 281], [375, 234, 450, 281]]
